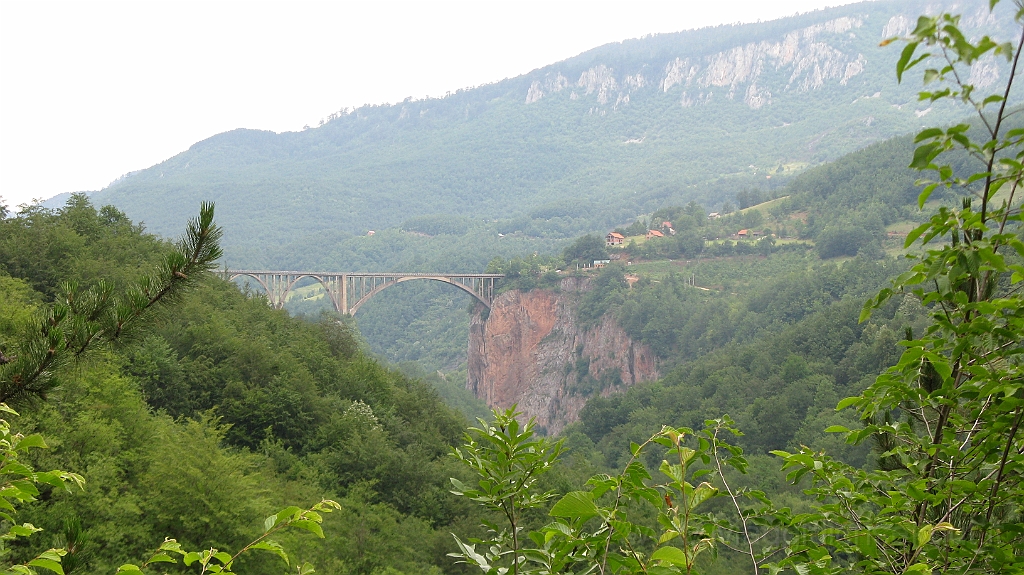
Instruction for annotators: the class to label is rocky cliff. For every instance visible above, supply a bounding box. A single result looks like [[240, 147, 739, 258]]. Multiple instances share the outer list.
[[527, 15, 872, 110], [523, 7, 1009, 112], [467, 277, 658, 435]]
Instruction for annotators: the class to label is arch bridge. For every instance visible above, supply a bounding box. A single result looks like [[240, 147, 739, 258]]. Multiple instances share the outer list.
[[223, 270, 503, 315]]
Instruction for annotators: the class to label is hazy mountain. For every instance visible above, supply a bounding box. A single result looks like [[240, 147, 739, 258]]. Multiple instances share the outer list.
[[91, 0, 1014, 268]]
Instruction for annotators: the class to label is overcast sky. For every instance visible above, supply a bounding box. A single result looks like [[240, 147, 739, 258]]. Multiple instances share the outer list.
[[0, 0, 863, 208]]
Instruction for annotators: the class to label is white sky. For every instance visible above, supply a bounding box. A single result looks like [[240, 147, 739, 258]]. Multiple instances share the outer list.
[[0, 0, 861, 209]]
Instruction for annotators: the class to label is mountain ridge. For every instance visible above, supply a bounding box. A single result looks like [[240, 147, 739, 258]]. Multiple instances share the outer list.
[[91, 0, 1015, 269]]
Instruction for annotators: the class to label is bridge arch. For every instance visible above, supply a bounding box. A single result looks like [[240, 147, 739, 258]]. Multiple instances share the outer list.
[[279, 274, 339, 310], [347, 276, 491, 315], [227, 272, 274, 302]]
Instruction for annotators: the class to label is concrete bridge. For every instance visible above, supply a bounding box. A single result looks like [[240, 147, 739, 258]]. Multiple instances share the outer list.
[[224, 270, 503, 314]]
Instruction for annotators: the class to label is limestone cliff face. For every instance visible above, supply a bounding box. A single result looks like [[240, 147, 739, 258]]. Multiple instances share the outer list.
[[526, 16, 869, 110], [521, 8, 1007, 111], [467, 278, 658, 435]]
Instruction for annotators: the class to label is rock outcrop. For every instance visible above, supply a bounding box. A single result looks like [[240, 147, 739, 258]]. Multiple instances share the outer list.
[[527, 16, 870, 110], [467, 277, 658, 435], [518, 10, 1008, 111]]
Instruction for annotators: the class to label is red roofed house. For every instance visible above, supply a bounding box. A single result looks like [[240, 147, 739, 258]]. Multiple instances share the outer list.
[[606, 232, 625, 246], [737, 229, 749, 238], [646, 229, 665, 239]]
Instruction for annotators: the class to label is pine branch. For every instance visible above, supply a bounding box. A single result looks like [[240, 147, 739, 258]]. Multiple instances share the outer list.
[[0, 203, 222, 404]]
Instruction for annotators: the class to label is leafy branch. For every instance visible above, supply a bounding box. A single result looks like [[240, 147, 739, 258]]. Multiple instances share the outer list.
[[115, 499, 342, 575]]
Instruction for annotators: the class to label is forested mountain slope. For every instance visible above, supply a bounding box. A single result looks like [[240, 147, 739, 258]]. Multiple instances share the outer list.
[[91, 0, 1017, 269], [0, 199, 484, 574]]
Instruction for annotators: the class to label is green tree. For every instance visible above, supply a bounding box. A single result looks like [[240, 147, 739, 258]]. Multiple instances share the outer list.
[[562, 235, 609, 267], [815, 225, 874, 259], [450, 408, 564, 575], [450, 410, 783, 575], [773, 4, 1024, 573]]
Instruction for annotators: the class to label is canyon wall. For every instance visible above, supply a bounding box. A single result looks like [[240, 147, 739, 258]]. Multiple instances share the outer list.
[[467, 277, 658, 435]]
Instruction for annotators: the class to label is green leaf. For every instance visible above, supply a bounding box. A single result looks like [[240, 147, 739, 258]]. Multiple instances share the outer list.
[[915, 128, 944, 142], [11, 480, 40, 497], [856, 534, 879, 558], [917, 525, 934, 548], [824, 425, 850, 433], [659, 460, 683, 482], [27, 558, 64, 575], [289, 519, 325, 538], [688, 483, 718, 509], [9, 524, 42, 537], [0, 462, 35, 477], [836, 397, 860, 411], [14, 434, 47, 451], [274, 506, 302, 526], [860, 300, 874, 323], [651, 546, 689, 567], [897, 42, 920, 82], [298, 562, 316, 575], [906, 221, 932, 247], [677, 446, 696, 465], [148, 553, 176, 564], [251, 540, 289, 564], [910, 142, 940, 169], [659, 529, 680, 544], [32, 472, 71, 489], [917, 183, 938, 209], [549, 491, 599, 520], [158, 539, 183, 553], [116, 565, 144, 574]]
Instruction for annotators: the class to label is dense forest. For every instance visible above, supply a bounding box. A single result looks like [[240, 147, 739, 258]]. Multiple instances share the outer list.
[[0, 196, 929, 575], [0, 198, 492, 573]]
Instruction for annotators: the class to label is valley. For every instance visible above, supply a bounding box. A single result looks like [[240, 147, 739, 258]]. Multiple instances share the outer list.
[[2, 0, 1023, 573]]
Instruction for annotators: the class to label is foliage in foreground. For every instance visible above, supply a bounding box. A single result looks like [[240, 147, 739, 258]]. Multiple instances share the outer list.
[[450, 3, 1024, 574], [451, 408, 780, 575]]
